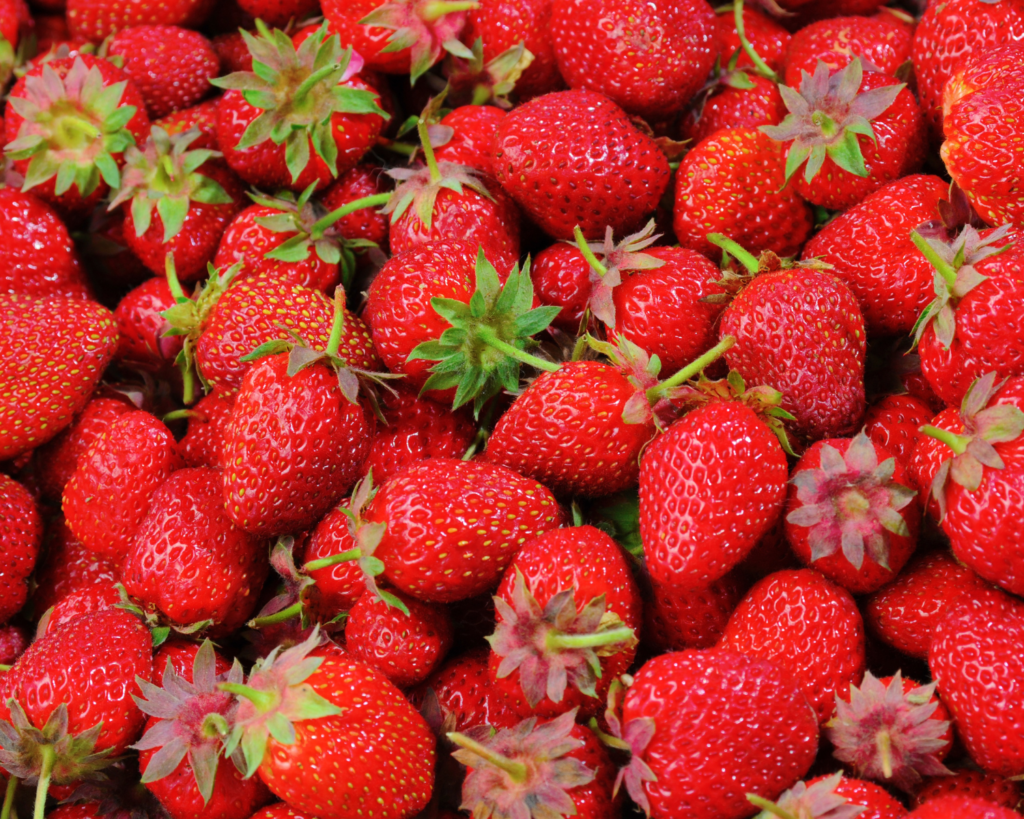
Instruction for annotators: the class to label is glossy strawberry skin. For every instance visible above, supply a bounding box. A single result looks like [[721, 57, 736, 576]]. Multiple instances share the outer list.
[[783, 16, 912, 88], [222, 353, 375, 538], [673, 127, 814, 261], [411, 646, 520, 732], [863, 394, 936, 473], [720, 267, 867, 441], [679, 75, 787, 145], [912, 768, 1022, 812], [43, 581, 122, 635], [432, 105, 505, 174], [907, 795, 1021, 819], [639, 401, 789, 589], [368, 458, 564, 603], [319, 163, 391, 247], [801, 174, 948, 337], [716, 6, 790, 72], [113, 277, 184, 375], [31, 517, 121, 614], [66, 0, 214, 42], [530, 242, 592, 331], [302, 507, 371, 614], [180, 390, 235, 469], [815, 775, 909, 819], [642, 571, 746, 653], [718, 568, 866, 725], [0, 475, 41, 625], [155, 98, 221, 149]]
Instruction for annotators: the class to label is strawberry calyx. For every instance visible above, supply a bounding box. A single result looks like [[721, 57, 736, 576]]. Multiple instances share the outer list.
[[589, 677, 656, 815], [910, 224, 1012, 349], [108, 126, 233, 243], [747, 771, 867, 819], [760, 57, 904, 184], [915, 181, 987, 244], [920, 371, 1024, 519], [487, 569, 637, 708], [786, 432, 917, 570], [131, 641, 243, 805], [448, 709, 595, 819], [444, 38, 535, 108], [210, 22, 388, 184], [117, 583, 215, 648], [704, 233, 834, 305], [5, 56, 139, 196], [59, 761, 171, 819], [825, 671, 952, 792]]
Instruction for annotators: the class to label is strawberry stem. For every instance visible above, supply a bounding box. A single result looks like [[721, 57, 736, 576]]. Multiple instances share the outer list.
[[422, 1, 478, 21], [219, 682, 279, 713], [647, 336, 736, 402], [303, 547, 362, 573], [2, 774, 17, 819], [248, 601, 303, 628], [33, 745, 54, 819], [877, 729, 894, 780], [293, 62, 345, 106], [920, 424, 969, 455], [573, 225, 608, 276], [447, 732, 528, 783], [746, 794, 797, 819], [706, 233, 759, 274], [417, 116, 443, 184], [326, 292, 346, 358], [546, 626, 635, 651], [910, 231, 958, 289], [476, 327, 561, 373], [161, 409, 197, 422], [311, 192, 392, 236], [165, 254, 187, 302], [732, 0, 778, 82]]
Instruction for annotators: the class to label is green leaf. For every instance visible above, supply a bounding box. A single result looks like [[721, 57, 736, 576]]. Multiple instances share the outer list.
[[241, 339, 293, 362], [157, 195, 190, 242], [131, 195, 154, 238], [266, 235, 312, 263], [285, 135, 311, 183], [826, 129, 868, 178]]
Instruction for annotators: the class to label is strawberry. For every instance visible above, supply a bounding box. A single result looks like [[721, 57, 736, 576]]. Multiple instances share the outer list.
[[153, 636, 233, 681], [673, 127, 813, 261], [0, 474, 40, 624], [863, 394, 936, 471], [717, 5, 790, 73], [108, 26, 220, 119], [179, 390, 235, 469], [906, 795, 1021, 819], [812, 774, 909, 819], [749, 772, 907, 819], [4, 54, 150, 224], [344, 588, 453, 688], [366, 458, 564, 603], [762, 59, 925, 211], [613, 650, 819, 818], [223, 634, 436, 819], [122, 467, 271, 638], [156, 98, 221, 149], [784, 432, 920, 594], [492, 90, 671, 240], [679, 71, 787, 145], [236, 0, 318, 27], [319, 163, 392, 249], [62, 410, 184, 561], [0, 186, 91, 300], [249, 807, 320, 819], [30, 517, 120, 614], [912, 768, 1022, 812], [133, 641, 273, 819], [530, 242, 593, 332], [801, 175, 949, 337], [642, 570, 745, 652], [0, 294, 119, 461], [827, 671, 953, 793], [411, 647, 520, 732], [114, 276, 184, 376], [941, 43, 1024, 231], [718, 568, 866, 725], [212, 25, 387, 191], [431, 105, 505, 174], [66, 0, 213, 43], [0, 626, 28, 666], [40, 581, 122, 634], [783, 15, 913, 88], [929, 586, 1024, 777], [550, 0, 719, 120]]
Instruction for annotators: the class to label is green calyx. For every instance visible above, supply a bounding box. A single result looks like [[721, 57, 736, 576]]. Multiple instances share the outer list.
[[108, 126, 232, 243], [211, 22, 388, 184], [5, 56, 139, 196], [447, 37, 535, 108], [408, 247, 561, 416]]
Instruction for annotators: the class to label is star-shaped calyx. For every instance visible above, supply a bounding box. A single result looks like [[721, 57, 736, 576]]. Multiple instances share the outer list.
[[761, 58, 904, 184], [920, 371, 1024, 519], [442, 38, 535, 108], [587, 677, 656, 815], [747, 772, 867, 819], [914, 181, 988, 245], [825, 671, 952, 792]]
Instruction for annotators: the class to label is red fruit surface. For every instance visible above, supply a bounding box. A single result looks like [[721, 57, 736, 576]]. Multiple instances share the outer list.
[[906, 795, 1021, 819], [411, 647, 519, 732], [716, 6, 790, 72], [319, 163, 391, 247], [432, 105, 505, 175], [113, 276, 183, 375], [66, 0, 213, 42], [31, 517, 120, 614], [642, 571, 746, 652], [783, 16, 912, 88], [862, 394, 936, 471], [180, 390, 236, 469], [814, 775, 909, 819], [0, 474, 40, 624], [913, 768, 1022, 812], [679, 74, 787, 146], [156, 98, 221, 149], [530, 242, 592, 332]]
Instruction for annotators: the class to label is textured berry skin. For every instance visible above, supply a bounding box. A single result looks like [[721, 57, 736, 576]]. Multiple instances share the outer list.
[[673, 128, 813, 261], [156, 98, 221, 149], [718, 568, 866, 725], [303, 507, 371, 614], [114, 277, 184, 374], [0, 475, 40, 625], [492, 90, 671, 240], [4, 607, 153, 755], [639, 402, 789, 589], [911, 0, 1024, 133], [180, 390, 236, 469], [912, 768, 1022, 812], [550, 0, 719, 120], [783, 16, 912, 88], [908, 404, 962, 521], [411, 647, 520, 732], [801, 174, 948, 337], [367, 458, 564, 603], [622, 649, 819, 819], [642, 571, 745, 653], [43, 581, 121, 634], [249, 807, 321, 819], [906, 795, 1021, 819], [721, 267, 867, 441], [222, 353, 375, 538], [319, 163, 391, 247], [487, 362, 656, 498], [31, 517, 121, 614], [62, 411, 183, 561], [814, 775, 909, 819], [123, 467, 270, 637], [432, 106, 505, 175], [254, 648, 435, 819], [66, 0, 213, 42], [0, 626, 29, 666], [942, 44, 1024, 231], [530, 242, 592, 331], [863, 394, 936, 471], [236, 0, 318, 27], [717, 6, 790, 72], [107, 25, 219, 118], [0, 294, 119, 461], [0, 187, 91, 300], [152, 638, 234, 681], [344, 589, 453, 689], [679, 74, 787, 145]]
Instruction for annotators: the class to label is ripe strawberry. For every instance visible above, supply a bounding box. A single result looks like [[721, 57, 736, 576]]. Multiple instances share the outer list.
[[319, 163, 391, 249], [30, 517, 120, 614], [942, 44, 1024, 231], [429, 106, 502, 176], [642, 571, 745, 652], [249, 807, 321, 819], [716, 5, 790, 73], [530, 241, 593, 331], [66, 0, 213, 42], [906, 795, 1021, 819], [223, 635, 436, 819], [492, 90, 670, 240], [212, 25, 386, 191], [679, 71, 787, 145], [0, 294, 119, 461], [783, 16, 913, 88], [156, 98, 221, 149], [0, 474, 40, 624], [718, 568, 866, 725], [411, 647, 520, 732], [801, 175, 949, 337], [179, 390, 235, 469], [762, 59, 925, 210], [912, 768, 1022, 812], [863, 394, 936, 471], [4, 54, 151, 224], [813, 774, 909, 819], [673, 127, 813, 261], [0, 626, 28, 666], [0, 186, 91, 300], [366, 458, 564, 603], [114, 276, 184, 376], [236, 0, 318, 27], [613, 650, 819, 818], [153, 637, 234, 681], [751, 772, 907, 819], [41, 581, 122, 634], [62, 410, 184, 561]]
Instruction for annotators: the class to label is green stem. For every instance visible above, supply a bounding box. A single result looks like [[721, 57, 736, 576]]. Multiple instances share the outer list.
[[920, 424, 969, 455], [706, 233, 759, 274], [911, 230, 958, 289], [586, 717, 631, 753], [325, 292, 346, 358], [303, 548, 361, 573], [2, 775, 16, 819], [547, 627, 635, 651], [0, 665, 10, 673], [161, 409, 197, 423], [376, 139, 417, 156], [746, 794, 796, 819], [33, 746, 54, 819], [293, 62, 344, 103], [647, 336, 737, 401], [476, 328, 560, 373], [248, 601, 303, 629], [422, 0, 478, 21], [417, 116, 442, 184], [573, 225, 607, 276], [181, 362, 197, 406], [733, 0, 778, 82], [219, 682, 278, 713], [447, 732, 528, 782], [164, 254, 187, 302], [311, 192, 392, 236]]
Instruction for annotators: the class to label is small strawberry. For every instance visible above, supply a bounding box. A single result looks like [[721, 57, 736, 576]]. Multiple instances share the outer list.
[[862, 394, 936, 471], [0, 626, 28, 666], [430, 105, 505, 176], [783, 15, 913, 88], [679, 70, 787, 145], [178, 390, 235, 469], [65, 0, 214, 43], [748, 771, 905, 819], [319, 163, 392, 249], [155, 98, 220, 149], [530, 241, 593, 332], [716, 4, 790, 74], [30, 517, 120, 614], [642, 571, 745, 653], [0, 474, 40, 624], [912, 768, 1022, 812], [906, 795, 1021, 819], [411, 647, 520, 733], [114, 277, 184, 377]]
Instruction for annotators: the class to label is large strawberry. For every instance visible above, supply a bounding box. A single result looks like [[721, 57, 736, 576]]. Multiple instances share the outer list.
[[783, 15, 912, 88], [0, 474, 40, 624]]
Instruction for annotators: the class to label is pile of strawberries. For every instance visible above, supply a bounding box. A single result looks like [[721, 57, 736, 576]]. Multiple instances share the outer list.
[[1, 0, 1024, 816]]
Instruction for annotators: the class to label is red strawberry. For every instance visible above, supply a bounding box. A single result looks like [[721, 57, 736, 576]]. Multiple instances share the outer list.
[[0, 474, 40, 624], [236, 0, 318, 27], [0, 625, 29, 666], [366, 458, 564, 603], [411, 647, 520, 732], [179, 390, 235, 469], [907, 795, 1021, 819], [492, 90, 670, 240], [0, 294, 119, 461], [249, 807, 321, 819], [430, 106, 505, 178], [66, 0, 213, 42], [530, 241, 593, 331], [156, 98, 221, 149], [642, 570, 745, 652], [863, 394, 936, 471], [30, 517, 120, 613], [751, 772, 908, 819], [679, 72, 787, 145], [716, 5, 790, 73], [62, 410, 184, 561], [912, 768, 1022, 812], [319, 163, 391, 249], [718, 568, 866, 725], [41, 581, 122, 634], [673, 127, 813, 261], [783, 16, 912, 88], [114, 276, 184, 376]]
